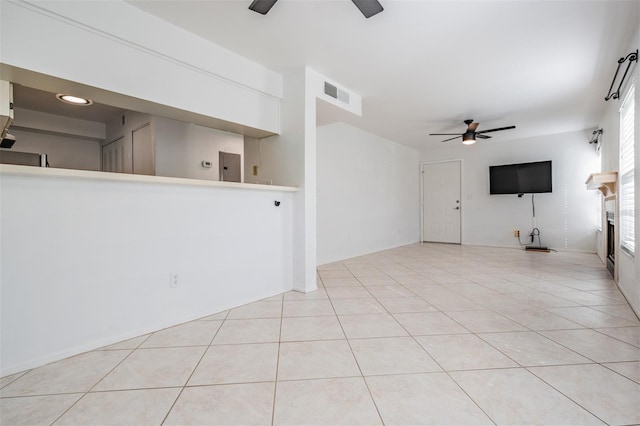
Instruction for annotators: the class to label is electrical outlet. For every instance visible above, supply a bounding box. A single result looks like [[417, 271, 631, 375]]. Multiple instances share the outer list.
[[170, 272, 179, 288], [514, 229, 520, 237]]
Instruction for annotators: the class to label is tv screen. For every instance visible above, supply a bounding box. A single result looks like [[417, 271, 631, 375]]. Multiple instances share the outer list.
[[489, 161, 552, 194]]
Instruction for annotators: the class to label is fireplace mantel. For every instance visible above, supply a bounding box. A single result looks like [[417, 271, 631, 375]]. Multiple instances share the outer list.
[[586, 172, 617, 201]]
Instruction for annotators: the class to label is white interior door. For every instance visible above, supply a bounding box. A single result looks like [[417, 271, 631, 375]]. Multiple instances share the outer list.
[[422, 161, 461, 243]]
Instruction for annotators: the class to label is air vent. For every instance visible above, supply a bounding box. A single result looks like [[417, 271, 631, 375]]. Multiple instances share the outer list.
[[324, 82, 350, 104], [324, 82, 338, 98]]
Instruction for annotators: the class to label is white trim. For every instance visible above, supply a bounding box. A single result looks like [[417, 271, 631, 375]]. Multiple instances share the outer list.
[[618, 81, 635, 255], [0, 164, 299, 192], [453, 242, 597, 254], [10, 0, 282, 99]]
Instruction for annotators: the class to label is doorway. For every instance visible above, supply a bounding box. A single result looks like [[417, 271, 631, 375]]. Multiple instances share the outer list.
[[219, 152, 241, 182], [422, 160, 462, 243]]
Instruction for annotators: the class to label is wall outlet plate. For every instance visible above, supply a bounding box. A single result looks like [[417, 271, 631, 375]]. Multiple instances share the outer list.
[[202, 160, 212, 168], [170, 273, 179, 288]]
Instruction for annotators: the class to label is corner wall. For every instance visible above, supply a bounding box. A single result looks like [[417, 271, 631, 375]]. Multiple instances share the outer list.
[[317, 122, 420, 264], [597, 19, 639, 314]]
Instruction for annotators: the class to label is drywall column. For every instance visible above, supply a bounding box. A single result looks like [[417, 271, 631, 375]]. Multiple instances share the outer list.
[[259, 68, 311, 292], [258, 68, 362, 292]]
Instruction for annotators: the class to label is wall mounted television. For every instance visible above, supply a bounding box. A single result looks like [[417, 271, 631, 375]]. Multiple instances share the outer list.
[[489, 160, 552, 195]]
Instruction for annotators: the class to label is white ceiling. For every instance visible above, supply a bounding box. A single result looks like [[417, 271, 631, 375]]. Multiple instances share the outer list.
[[13, 85, 125, 124], [127, 0, 638, 150]]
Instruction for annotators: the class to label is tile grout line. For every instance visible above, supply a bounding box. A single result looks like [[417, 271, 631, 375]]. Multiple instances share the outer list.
[[158, 310, 228, 426], [48, 333, 154, 425], [270, 292, 285, 426], [325, 276, 387, 426], [364, 279, 499, 426], [521, 366, 610, 424], [2, 245, 636, 425]]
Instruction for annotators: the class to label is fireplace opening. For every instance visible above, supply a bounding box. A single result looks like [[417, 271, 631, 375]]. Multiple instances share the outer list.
[[606, 212, 615, 276]]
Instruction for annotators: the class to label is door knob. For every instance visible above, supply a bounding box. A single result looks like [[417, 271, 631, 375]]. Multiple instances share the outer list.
[[454, 206, 460, 210]]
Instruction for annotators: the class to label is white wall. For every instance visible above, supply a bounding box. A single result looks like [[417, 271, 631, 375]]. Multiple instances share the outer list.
[[154, 117, 244, 182], [317, 122, 421, 265], [252, 68, 364, 290], [7, 129, 101, 170], [13, 108, 106, 140], [7, 107, 103, 170], [258, 68, 312, 292], [0, 0, 282, 134], [0, 170, 294, 375], [244, 136, 263, 184], [420, 130, 600, 252], [597, 19, 639, 315]]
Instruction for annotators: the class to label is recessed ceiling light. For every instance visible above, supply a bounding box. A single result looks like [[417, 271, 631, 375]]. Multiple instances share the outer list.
[[56, 94, 93, 106]]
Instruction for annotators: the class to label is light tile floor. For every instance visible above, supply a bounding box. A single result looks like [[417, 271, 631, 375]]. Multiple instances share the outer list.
[[1, 243, 639, 425]]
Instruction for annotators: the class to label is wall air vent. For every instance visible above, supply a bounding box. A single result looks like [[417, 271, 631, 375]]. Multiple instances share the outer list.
[[324, 82, 338, 98], [324, 82, 350, 105]]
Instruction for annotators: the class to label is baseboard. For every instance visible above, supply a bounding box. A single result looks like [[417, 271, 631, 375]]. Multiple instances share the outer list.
[[458, 242, 596, 254]]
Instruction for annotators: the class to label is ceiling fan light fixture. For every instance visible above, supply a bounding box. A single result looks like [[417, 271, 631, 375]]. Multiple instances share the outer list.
[[351, 0, 384, 18], [462, 132, 476, 145], [56, 94, 93, 106], [248, 0, 278, 15]]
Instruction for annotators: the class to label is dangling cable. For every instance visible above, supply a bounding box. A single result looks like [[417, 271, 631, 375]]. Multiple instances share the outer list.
[[532, 193, 536, 219]]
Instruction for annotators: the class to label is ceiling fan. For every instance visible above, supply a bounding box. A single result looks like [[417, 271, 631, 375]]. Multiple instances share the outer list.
[[248, 0, 384, 18], [430, 119, 516, 145]]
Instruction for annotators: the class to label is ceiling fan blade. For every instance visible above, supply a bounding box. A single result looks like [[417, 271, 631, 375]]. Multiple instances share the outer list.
[[468, 122, 479, 132], [441, 135, 462, 142], [351, 0, 384, 18], [248, 0, 278, 14], [429, 133, 464, 136], [476, 125, 516, 134], [476, 134, 492, 139]]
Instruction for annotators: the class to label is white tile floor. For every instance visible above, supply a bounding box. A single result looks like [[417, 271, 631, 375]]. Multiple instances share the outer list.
[[1, 243, 639, 425]]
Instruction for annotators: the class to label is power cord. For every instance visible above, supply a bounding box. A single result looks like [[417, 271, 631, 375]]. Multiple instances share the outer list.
[[514, 194, 549, 250], [530, 227, 543, 248]]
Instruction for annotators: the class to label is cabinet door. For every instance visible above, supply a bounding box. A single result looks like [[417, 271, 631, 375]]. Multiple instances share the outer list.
[[102, 137, 125, 173], [132, 123, 154, 175]]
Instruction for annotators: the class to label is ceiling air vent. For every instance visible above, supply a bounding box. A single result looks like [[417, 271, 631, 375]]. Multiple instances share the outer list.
[[324, 82, 350, 105]]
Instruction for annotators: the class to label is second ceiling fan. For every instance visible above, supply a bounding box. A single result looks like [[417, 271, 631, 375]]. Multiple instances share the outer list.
[[430, 119, 516, 145]]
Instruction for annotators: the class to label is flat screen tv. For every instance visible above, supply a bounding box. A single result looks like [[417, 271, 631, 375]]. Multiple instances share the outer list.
[[489, 161, 552, 195]]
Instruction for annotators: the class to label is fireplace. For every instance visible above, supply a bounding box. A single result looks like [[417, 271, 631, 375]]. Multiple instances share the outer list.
[[606, 212, 615, 276]]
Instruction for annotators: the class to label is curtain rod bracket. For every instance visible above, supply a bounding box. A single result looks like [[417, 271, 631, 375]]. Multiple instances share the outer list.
[[605, 49, 638, 101]]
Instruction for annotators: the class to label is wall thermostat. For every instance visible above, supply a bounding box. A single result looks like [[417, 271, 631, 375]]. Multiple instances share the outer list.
[[201, 160, 213, 168]]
